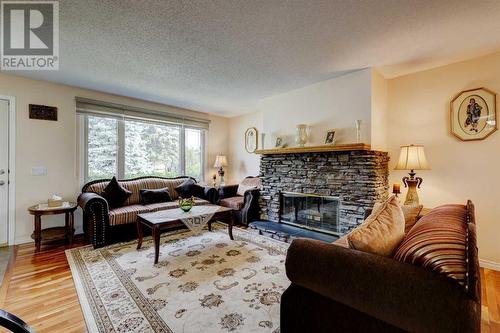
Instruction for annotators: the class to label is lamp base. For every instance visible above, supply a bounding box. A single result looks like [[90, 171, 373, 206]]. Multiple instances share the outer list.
[[218, 167, 226, 186], [402, 170, 423, 206], [403, 179, 420, 206]]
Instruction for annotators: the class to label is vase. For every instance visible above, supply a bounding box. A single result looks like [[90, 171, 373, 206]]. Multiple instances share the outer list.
[[261, 133, 266, 149], [355, 120, 362, 143], [179, 197, 195, 212], [295, 124, 308, 147]]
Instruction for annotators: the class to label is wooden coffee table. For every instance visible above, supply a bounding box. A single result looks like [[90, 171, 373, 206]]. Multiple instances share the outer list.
[[136, 205, 234, 264]]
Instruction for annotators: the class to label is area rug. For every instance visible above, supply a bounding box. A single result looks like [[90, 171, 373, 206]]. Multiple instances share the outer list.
[[66, 223, 289, 332]]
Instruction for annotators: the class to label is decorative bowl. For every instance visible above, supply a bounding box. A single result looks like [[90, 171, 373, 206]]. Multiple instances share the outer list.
[[178, 197, 195, 212]]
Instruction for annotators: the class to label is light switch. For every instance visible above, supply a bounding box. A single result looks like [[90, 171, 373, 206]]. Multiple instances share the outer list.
[[31, 166, 47, 176]]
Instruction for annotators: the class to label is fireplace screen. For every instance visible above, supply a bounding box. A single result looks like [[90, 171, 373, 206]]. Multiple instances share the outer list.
[[279, 192, 340, 235]]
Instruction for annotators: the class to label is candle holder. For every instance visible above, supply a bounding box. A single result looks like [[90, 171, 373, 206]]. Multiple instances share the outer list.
[[392, 183, 401, 197]]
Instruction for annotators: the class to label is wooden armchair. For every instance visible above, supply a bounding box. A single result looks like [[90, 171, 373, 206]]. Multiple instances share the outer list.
[[218, 176, 261, 226]]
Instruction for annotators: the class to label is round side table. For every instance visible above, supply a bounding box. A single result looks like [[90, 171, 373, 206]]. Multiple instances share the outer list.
[[27, 202, 78, 253]]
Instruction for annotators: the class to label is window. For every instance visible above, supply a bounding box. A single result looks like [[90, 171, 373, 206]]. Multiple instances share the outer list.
[[78, 99, 208, 183], [124, 120, 181, 179]]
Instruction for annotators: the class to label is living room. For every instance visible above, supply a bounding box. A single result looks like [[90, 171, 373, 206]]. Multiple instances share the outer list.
[[0, 1, 499, 332]]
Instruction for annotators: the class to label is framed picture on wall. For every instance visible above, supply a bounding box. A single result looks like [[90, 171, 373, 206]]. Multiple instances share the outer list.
[[450, 87, 497, 141], [244, 127, 258, 153]]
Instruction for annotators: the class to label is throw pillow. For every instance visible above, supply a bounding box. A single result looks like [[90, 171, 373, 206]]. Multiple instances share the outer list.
[[394, 204, 468, 288], [101, 177, 132, 209], [236, 184, 257, 196], [139, 188, 172, 205], [401, 204, 423, 233], [175, 179, 204, 198], [373, 202, 423, 234], [347, 195, 405, 257]]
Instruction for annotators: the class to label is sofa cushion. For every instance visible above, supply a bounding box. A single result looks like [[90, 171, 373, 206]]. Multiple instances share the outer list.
[[394, 204, 468, 287], [347, 195, 405, 257], [140, 187, 172, 205], [175, 179, 205, 198], [219, 196, 244, 210], [236, 184, 256, 196], [401, 204, 424, 233], [373, 202, 423, 234], [122, 178, 186, 204], [101, 177, 132, 209], [86, 177, 188, 205], [241, 177, 262, 189], [108, 198, 210, 226]]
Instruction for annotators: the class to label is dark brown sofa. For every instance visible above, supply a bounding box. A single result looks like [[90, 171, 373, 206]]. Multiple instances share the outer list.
[[78, 176, 218, 248], [281, 201, 480, 333], [218, 176, 261, 226]]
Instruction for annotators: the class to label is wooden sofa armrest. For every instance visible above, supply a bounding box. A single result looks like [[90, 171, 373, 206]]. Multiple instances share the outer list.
[[285, 238, 480, 333]]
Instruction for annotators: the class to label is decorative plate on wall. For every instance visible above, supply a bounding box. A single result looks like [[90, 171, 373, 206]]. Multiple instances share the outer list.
[[244, 127, 258, 153], [450, 87, 497, 141]]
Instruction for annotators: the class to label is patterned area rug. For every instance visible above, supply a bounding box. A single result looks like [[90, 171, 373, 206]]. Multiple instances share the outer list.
[[66, 223, 290, 332]]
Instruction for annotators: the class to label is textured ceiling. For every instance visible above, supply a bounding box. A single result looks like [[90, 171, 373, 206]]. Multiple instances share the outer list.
[[10, 0, 500, 116]]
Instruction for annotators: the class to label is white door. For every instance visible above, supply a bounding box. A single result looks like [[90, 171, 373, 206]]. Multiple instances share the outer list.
[[0, 100, 9, 245]]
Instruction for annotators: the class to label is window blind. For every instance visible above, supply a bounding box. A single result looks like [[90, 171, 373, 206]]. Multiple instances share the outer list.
[[75, 97, 211, 129]]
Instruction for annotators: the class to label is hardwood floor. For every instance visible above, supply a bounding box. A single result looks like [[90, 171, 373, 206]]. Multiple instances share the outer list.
[[0, 241, 499, 333], [0, 241, 87, 333]]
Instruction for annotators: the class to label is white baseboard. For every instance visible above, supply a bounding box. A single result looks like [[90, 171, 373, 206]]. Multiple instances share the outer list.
[[479, 259, 500, 271], [14, 237, 33, 245]]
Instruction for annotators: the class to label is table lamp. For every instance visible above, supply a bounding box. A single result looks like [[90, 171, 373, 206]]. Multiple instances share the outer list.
[[214, 155, 228, 186], [394, 145, 430, 206]]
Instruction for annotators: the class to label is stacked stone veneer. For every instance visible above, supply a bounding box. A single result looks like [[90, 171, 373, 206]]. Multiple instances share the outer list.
[[259, 150, 389, 234]]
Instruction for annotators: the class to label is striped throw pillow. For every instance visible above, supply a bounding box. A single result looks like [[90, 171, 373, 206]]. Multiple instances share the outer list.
[[393, 204, 467, 287]]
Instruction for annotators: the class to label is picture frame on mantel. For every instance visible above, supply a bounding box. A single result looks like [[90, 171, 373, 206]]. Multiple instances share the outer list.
[[450, 87, 497, 141], [244, 127, 258, 153], [325, 129, 336, 145]]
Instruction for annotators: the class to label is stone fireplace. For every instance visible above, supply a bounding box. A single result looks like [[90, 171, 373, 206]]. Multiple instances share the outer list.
[[259, 147, 389, 235]]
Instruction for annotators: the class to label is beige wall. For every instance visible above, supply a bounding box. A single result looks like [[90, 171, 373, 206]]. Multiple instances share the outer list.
[[371, 69, 388, 151], [227, 111, 263, 184], [0, 73, 228, 243], [387, 52, 500, 265], [259, 69, 372, 147]]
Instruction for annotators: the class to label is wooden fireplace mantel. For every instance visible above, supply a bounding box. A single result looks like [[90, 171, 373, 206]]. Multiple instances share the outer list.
[[254, 143, 371, 155]]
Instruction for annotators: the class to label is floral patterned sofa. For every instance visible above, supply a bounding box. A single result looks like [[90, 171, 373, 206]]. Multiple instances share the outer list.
[[78, 176, 218, 248]]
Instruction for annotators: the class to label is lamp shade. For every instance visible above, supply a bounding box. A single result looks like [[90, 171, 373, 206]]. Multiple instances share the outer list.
[[394, 145, 430, 170], [213, 155, 228, 168]]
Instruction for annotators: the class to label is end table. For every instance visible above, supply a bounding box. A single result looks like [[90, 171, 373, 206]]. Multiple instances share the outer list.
[[28, 202, 78, 253]]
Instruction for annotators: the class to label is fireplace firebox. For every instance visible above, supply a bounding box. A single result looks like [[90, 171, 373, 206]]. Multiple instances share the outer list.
[[279, 191, 340, 235]]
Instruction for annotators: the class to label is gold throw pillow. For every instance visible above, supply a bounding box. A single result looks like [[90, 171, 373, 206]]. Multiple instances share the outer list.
[[347, 196, 405, 257], [373, 202, 423, 234]]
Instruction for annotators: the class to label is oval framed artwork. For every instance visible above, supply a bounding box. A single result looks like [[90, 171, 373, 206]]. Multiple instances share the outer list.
[[244, 127, 258, 153], [450, 87, 497, 141]]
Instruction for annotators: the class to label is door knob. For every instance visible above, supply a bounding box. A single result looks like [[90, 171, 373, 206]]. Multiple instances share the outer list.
[[0, 169, 4, 175], [0, 181, 4, 186]]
